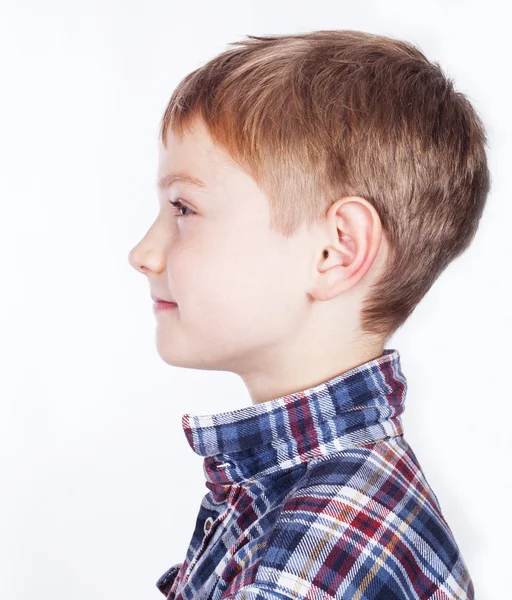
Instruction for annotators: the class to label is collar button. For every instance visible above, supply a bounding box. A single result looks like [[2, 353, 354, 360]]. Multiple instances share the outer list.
[[216, 461, 232, 469], [204, 516, 214, 534]]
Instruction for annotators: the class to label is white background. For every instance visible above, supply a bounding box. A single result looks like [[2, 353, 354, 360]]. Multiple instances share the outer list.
[[1, 1, 510, 598]]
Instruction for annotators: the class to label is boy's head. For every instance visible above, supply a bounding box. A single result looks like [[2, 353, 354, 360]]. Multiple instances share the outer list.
[[129, 30, 490, 401]]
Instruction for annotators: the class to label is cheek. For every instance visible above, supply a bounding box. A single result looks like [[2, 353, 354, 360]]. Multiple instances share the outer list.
[[197, 246, 302, 341], [179, 246, 264, 320], [168, 224, 308, 344]]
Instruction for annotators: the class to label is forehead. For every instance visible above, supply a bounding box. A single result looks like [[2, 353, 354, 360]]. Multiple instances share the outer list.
[[156, 120, 269, 215], [157, 119, 232, 188]]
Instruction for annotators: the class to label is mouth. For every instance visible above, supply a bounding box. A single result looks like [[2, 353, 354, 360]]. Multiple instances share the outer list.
[[151, 294, 177, 304], [153, 300, 178, 312]]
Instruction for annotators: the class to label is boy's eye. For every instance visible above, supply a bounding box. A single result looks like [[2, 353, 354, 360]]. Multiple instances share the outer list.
[[168, 198, 195, 217]]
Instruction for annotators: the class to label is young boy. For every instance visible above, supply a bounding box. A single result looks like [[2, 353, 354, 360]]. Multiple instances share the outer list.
[[129, 30, 489, 600]]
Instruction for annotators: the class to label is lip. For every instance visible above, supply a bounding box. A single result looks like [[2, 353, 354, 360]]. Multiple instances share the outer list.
[[151, 294, 176, 303], [153, 300, 178, 312]]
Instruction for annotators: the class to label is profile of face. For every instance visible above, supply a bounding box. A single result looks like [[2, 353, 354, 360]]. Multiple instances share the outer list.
[[128, 117, 316, 376]]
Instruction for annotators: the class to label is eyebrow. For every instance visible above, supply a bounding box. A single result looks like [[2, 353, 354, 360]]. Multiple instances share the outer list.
[[157, 172, 206, 190]]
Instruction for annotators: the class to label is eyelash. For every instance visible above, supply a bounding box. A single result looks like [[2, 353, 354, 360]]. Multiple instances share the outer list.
[[168, 198, 195, 218]]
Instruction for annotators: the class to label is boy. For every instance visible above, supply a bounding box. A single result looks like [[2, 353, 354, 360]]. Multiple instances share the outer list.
[[128, 30, 489, 600]]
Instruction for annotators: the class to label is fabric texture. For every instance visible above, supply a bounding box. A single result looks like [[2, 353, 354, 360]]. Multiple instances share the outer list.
[[156, 349, 474, 599]]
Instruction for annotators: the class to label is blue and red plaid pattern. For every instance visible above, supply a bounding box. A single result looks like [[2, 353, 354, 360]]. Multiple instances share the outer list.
[[156, 349, 474, 599]]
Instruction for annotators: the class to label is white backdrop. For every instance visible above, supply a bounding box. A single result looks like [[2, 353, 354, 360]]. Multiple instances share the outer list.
[[1, 1, 510, 598]]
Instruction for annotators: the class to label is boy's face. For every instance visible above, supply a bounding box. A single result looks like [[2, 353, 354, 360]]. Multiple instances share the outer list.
[[128, 117, 317, 380]]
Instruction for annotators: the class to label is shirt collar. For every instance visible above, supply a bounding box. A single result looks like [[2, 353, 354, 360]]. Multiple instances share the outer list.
[[181, 348, 407, 485]]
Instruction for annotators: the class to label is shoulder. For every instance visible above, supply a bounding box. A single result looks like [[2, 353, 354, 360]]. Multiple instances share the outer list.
[[227, 436, 474, 599]]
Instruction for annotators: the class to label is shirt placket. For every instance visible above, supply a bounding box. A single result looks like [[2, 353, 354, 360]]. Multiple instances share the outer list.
[[178, 483, 241, 597]]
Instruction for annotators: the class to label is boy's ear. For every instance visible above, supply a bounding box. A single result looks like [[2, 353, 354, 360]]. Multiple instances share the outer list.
[[308, 196, 383, 303]]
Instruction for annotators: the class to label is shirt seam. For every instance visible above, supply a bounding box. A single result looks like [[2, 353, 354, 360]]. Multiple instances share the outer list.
[[303, 432, 404, 469], [225, 583, 299, 599], [218, 432, 404, 485]]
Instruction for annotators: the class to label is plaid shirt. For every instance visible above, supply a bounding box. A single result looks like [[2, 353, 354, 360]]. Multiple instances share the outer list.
[[156, 349, 474, 599]]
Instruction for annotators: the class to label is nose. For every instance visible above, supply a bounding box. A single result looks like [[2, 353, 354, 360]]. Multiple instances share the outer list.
[[128, 243, 146, 274], [128, 238, 165, 276], [128, 215, 172, 275]]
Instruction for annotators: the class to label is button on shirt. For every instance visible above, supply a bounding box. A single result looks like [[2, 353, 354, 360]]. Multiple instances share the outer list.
[[156, 349, 474, 599]]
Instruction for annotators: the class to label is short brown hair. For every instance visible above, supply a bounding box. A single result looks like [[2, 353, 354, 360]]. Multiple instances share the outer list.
[[159, 30, 491, 341]]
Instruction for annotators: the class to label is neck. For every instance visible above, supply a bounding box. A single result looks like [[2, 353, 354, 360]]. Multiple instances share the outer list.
[[240, 336, 386, 405]]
